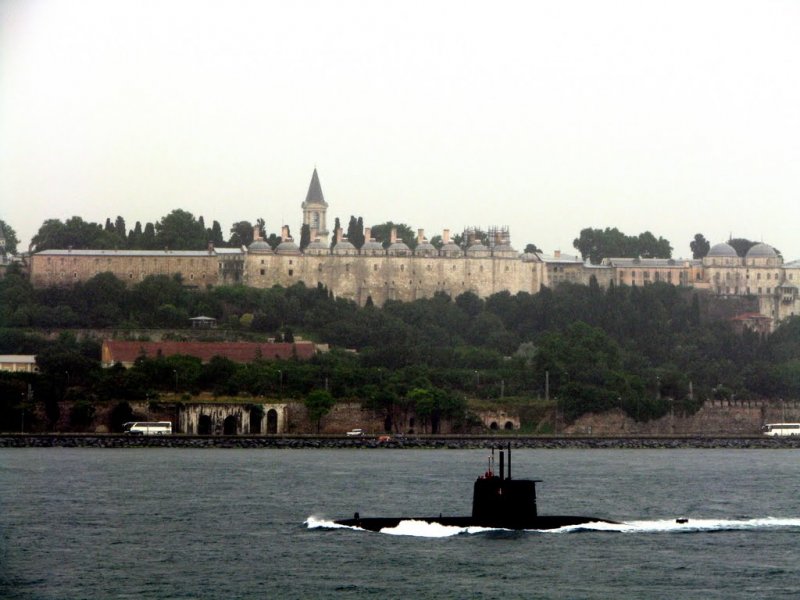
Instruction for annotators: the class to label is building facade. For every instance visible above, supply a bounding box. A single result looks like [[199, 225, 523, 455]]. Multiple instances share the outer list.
[[25, 170, 800, 329]]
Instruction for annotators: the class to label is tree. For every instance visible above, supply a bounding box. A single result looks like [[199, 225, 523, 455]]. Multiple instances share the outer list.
[[305, 389, 335, 432], [330, 217, 341, 250], [728, 238, 758, 257], [32, 217, 118, 251], [524, 243, 541, 254], [0, 220, 20, 255], [155, 209, 207, 250], [229, 221, 254, 247], [690, 234, 711, 259], [299, 224, 311, 250], [114, 216, 127, 242], [208, 220, 225, 247], [370, 222, 416, 249], [346, 216, 365, 249], [573, 227, 671, 263]]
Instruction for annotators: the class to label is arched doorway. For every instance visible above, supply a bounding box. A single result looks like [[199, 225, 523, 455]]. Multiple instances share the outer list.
[[489, 421, 499, 430], [250, 407, 263, 434], [198, 414, 213, 435], [223, 415, 238, 435], [266, 409, 278, 434], [504, 421, 514, 430]]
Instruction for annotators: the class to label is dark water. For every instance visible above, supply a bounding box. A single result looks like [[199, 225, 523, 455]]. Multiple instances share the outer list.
[[2, 448, 800, 599]]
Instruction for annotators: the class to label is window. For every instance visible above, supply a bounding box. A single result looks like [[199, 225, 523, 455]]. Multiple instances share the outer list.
[[288, 269, 294, 276], [260, 269, 265, 275]]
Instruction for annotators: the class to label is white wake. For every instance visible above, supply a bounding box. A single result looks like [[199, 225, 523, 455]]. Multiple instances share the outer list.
[[305, 516, 800, 537]]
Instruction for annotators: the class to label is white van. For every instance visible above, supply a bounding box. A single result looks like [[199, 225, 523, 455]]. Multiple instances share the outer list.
[[123, 421, 172, 436]]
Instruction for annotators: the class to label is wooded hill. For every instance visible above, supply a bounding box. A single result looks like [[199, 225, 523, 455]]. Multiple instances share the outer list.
[[1, 263, 798, 432]]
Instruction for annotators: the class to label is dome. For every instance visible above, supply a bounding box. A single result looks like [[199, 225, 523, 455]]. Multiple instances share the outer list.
[[707, 242, 737, 258], [466, 242, 490, 257], [248, 239, 273, 254], [414, 241, 437, 257], [746, 243, 777, 259], [360, 239, 385, 256], [440, 242, 463, 257], [492, 243, 517, 258], [304, 239, 329, 255], [275, 239, 301, 255], [387, 240, 411, 256], [333, 239, 357, 255]]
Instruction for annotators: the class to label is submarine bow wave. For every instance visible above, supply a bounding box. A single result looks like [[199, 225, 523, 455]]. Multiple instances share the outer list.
[[308, 516, 800, 537]]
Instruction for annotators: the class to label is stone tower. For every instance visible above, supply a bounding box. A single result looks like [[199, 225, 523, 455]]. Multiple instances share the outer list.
[[301, 168, 329, 243]]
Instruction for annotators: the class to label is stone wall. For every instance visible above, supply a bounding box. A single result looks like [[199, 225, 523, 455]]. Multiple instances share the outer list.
[[566, 400, 800, 436], [245, 251, 542, 306]]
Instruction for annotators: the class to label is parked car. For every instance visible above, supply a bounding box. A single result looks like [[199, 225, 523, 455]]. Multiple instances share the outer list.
[[346, 428, 364, 437]]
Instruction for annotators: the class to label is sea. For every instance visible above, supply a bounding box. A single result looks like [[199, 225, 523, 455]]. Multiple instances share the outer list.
[[1, 447, 799, 599]]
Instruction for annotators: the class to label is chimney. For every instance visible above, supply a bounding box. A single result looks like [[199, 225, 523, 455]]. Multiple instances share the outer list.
[[390, 227, 397, 244], [417, 229, 425, 243], [281, 225, 289, 241], [443, 229, 450, 244], [364, 227, 371, 240], [336, 227, 343, 243], [207, 241, 214, 254], [554, 250, 561, 259], [253, 225, 261, 241]]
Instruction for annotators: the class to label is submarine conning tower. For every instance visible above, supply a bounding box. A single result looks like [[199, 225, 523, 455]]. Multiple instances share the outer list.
[[471, 445, 540, 527]]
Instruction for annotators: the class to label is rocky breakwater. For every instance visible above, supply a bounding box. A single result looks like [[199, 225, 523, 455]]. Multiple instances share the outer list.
[[3, 434, 800, 449]]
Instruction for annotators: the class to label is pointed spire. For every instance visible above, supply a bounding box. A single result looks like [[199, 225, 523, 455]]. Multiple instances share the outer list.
[[304, 168, 327, 207]]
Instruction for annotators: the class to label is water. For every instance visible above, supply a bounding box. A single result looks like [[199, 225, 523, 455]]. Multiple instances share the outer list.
[[2, 448, 800, 599]]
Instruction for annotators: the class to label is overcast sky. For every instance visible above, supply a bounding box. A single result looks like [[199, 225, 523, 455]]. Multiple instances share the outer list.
[[1, 0, 798, 259]]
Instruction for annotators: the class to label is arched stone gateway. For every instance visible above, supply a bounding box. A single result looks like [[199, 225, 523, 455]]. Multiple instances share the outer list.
[[179, 403, 289, 435], [198, 414, 213, 435], [250, 407, 263, 434], [266, 409, 278, 434], [223, 415, 238, 435], [477, 410, 520, 431]]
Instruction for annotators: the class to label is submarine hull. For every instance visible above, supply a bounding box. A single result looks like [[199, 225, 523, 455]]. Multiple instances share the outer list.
[[334, 515, 618, 532]]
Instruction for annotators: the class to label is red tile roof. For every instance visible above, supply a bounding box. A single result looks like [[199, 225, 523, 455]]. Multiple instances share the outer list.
[[102, 340, 315, 365]]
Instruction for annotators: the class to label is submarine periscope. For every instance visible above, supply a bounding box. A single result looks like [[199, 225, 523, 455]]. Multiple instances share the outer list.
[[334, 443, 618, 532]]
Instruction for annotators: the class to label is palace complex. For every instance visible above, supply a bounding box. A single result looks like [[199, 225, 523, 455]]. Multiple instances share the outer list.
[[26, 170, 800, 330]]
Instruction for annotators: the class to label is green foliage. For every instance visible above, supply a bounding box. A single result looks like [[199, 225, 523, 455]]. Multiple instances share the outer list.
[[690, 233, 711, 259], [573, 227, 672, 263], [155, 209, 208, 250], [370, 222, 417, 249], [305, 389, 335, 432], [0, 220, 20, 255]]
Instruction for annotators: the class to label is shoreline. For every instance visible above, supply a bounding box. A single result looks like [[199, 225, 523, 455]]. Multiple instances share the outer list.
[[2, 434, 800, 449]]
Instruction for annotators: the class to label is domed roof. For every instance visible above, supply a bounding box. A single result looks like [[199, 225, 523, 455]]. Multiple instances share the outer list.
[[387, 240, 410, 255], [304, 239, 329, 255], [333, 239, 357, 255], [492, 243, 517, 257], [275, 239, 301, 255], [707, 242, 737, 258], [414, 241, 437, 256], [440, 242, 463, 257], [746, 243, 777, 258], [466, 242, 490, 256], [248, 239, 273, 254], [360, 239, 385, 255]]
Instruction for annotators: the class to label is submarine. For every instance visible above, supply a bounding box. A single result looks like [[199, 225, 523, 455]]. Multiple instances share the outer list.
[[334, 444, 618, 532]]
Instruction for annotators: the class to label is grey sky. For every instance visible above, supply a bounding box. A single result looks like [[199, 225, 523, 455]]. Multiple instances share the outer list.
[[1, 0, 798, 259]]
